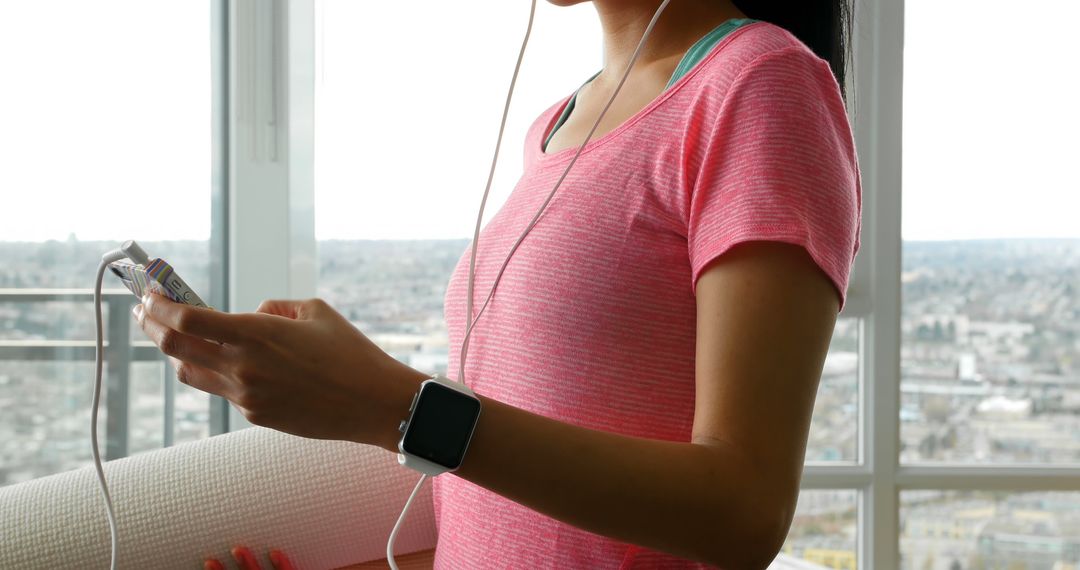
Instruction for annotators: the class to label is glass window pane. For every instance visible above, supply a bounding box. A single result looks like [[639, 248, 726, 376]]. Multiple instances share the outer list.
[[313, 0, 601, 242], [313, 0, 590, 366], [317, 240, 464, 373], [806, 318, 859, 463], [0, 361, 96, 485], [901, 491, 1080, 569], [0, 1, 213, 487], [128, 362, 211, 455], [901, 0, 1080, 464], [780, 490, 858, 569]]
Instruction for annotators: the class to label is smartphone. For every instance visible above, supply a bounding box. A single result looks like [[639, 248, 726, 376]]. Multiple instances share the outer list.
[[108, 257, 211, 309]]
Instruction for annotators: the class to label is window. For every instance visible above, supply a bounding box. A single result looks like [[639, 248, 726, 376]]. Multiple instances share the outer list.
[[0, 0, 224, 486], [311, 0, 606, 370], [901, 491, 1080, 569], [901, 0, 1080, 466], [313, 0, 604, 247], [7, 0, 1078, 564], [887, 0, 1080, 567], [808, 319, 860, 463], [783, 490, 859, 568]]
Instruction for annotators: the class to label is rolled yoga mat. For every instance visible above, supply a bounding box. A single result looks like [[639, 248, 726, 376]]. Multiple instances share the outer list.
[[0, 426, 437, 569]]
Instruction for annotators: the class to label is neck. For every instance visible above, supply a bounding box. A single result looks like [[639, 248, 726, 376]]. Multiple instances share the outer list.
[[590, 0, 747, 84]]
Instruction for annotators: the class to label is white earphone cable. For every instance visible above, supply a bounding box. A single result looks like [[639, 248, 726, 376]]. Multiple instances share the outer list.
[[386, 473, 428, 569], [89, 2, 672, 568], [458, 0, 540, 388], [93, 255, 124, 570], [390, 2, 543, 569], [458, 0, 673, 387], [389, 1, 673, 568]]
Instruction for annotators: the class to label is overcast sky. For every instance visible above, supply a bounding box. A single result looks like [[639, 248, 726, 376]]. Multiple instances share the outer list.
[[0, 0, 1076, 242]]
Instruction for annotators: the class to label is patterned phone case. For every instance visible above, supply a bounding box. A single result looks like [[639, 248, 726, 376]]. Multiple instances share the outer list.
[[107, 259, 211, 309]]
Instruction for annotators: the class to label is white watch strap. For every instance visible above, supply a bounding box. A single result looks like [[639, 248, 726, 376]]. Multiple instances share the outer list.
[[396, 374, 478, 476], [430, 373, 475, 396], [397, 451, 451, 477]]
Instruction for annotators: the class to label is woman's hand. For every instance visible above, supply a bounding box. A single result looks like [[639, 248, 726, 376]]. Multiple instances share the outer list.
[[204, 546, 294, 570], [133, 292, 427, 451]]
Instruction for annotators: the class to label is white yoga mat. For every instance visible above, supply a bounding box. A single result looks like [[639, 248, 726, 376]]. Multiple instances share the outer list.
[[0, 427, 436, 569]]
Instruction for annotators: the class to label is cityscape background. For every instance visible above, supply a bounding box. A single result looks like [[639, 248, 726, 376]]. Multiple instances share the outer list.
[[1, 1, 1077, 567], [1, 237, 1077, 568]]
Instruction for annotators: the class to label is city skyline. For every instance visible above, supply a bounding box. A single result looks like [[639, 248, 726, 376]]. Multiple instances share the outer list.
[[3, 236, 1078, 568]]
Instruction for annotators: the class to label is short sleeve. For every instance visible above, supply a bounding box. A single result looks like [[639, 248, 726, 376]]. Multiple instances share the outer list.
[[687, 45, 862, 310]]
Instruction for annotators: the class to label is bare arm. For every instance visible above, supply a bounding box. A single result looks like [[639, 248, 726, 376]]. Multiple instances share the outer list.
[[379, 241, 840, 567], [136, 239, 837, 567]]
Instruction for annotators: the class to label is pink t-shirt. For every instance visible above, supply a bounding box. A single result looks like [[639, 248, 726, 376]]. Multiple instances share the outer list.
[[433, 21, 861, 569]]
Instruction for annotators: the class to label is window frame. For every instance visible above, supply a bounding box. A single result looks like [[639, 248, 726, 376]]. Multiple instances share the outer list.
[[226, 0, 317, 430], [241, 0, 1080, 566], [797, 0, 1080, 567], [207, 0, 232, 438]]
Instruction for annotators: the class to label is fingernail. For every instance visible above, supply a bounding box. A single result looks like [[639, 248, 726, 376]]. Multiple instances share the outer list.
[[132, 304, 143, 320], [269, 550, 282, 565], [232, 546, 256, 567], [142, 293, 151, 305]]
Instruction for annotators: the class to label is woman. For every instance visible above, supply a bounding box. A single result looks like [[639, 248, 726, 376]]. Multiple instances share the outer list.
[[136, 0, 860, 567]]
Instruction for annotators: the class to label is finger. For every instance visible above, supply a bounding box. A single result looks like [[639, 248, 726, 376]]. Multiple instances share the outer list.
[[255, 299, 303, 319], [230, 400, 258, 426], [142, 291, 249, 344], [204, 559, 226, 570], [269, 549, 296, 570], [134, 304, 232, 373], [168, 356, 233, 399], [256, 298, 333, 321], [231, 545, 263, 570]]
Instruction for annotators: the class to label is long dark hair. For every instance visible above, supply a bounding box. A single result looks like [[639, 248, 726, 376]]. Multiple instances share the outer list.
[[731, 0, 854, 104]]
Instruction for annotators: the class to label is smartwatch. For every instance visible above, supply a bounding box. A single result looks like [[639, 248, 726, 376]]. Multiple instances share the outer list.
[[397, 373, 482, 476]]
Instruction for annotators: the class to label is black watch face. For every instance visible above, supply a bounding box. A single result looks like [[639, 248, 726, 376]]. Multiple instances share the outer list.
[[402, 382, 481, 470]]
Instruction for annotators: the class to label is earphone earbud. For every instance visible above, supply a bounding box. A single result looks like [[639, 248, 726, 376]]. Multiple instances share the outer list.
[[120, 240, 150, 266]]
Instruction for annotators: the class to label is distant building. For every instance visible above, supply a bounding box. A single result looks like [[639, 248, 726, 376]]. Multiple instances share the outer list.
[[801, 549, 856, 570]]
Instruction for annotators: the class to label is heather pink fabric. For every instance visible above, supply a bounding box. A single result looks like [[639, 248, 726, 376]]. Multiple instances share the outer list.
[[433, 21, 861, 569]]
